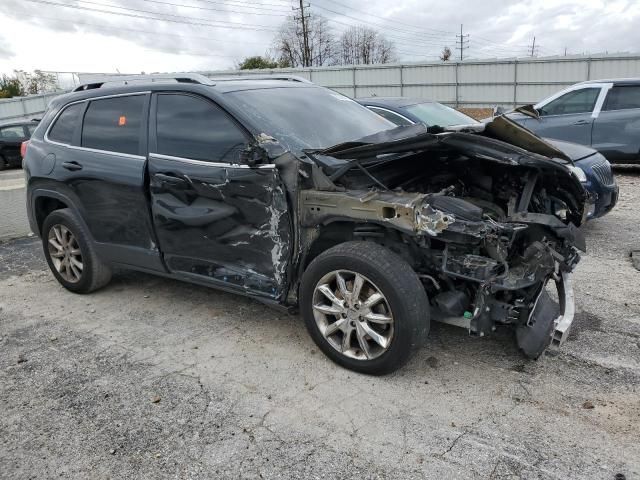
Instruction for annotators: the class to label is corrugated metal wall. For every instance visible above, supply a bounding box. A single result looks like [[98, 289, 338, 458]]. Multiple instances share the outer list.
[[7, 54, 640, 123], [0, 92, 60, 124], [200, 54, 640, 107]]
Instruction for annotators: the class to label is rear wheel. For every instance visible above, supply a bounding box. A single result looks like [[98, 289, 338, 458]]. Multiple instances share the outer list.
[[0, 154, 7, 171], [300, 241, 429, 375], [42, 209, 111, 293]]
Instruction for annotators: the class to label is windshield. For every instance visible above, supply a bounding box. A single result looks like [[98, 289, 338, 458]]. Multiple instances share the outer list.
[[227, 86, 394, 150], [403, 102, 479, 127]]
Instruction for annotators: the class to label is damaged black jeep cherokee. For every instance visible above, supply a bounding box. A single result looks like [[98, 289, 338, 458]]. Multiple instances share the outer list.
[[24, 74, 587, 375]]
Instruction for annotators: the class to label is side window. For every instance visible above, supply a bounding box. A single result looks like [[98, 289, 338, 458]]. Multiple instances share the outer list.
[[48, 103, 83, 144], [155, 94, 248, 163], [603, 86, 640, 111], [540, 88, 600, 116], [368, 107, 413, 126], [0, 125, 26, 140], [82, 95, 145, 155]]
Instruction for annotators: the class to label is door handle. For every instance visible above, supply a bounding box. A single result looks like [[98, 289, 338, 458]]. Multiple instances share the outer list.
[[154, 173, 189, 187], [62, 161, 83, 171], [573, 119, 590, 125]]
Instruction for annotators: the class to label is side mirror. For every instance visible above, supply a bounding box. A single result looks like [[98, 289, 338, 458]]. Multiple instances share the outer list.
[[493, 106, 505, 116], [239, 144, 269, 167]]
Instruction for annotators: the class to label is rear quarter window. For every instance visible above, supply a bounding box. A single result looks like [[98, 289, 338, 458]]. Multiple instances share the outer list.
[[48, 103, 84, 144], [603, 86, 640, 111], [82, 95, 145, 155]]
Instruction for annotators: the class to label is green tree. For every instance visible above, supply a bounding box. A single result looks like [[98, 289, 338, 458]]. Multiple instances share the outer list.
[[0, 74, 25, 98], [238, 56, 279, 70]]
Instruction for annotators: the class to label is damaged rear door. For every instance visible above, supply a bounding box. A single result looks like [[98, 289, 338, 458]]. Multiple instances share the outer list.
[[147, 92, 291, 299]]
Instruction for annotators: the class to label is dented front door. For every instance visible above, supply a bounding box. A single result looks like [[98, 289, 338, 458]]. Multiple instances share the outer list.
[[148, 154, 291, 299], [147, 92, 291, 299]]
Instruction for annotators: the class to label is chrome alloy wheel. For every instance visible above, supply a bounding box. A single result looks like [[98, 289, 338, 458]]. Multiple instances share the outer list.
[[312, 270, 394, 360], [48, 224, 83, 283]]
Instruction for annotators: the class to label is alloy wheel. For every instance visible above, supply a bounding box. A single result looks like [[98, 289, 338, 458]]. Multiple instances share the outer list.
[[48, 224, 83, 283], [312, 270, 394, 360]]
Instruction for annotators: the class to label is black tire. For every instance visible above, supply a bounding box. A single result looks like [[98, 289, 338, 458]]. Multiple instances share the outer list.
[[42, 208, 111, 293], [516, 289, 558, 359], [300, 241, 429, 375], [0, 154, 7, 171]]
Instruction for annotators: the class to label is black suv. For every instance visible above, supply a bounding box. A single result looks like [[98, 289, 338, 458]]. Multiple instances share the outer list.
[[24, 74, 587, 374], [1, 120, 39, 169]]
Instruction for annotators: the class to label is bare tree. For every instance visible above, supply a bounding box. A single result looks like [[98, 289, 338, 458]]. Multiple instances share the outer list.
[[440, 46, 452, 62], [14, 70, 58, 94], [339, 26, 395, 65], [275, 14, 336, 67]]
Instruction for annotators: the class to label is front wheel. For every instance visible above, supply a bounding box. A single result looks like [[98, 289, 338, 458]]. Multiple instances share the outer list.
[[300, 241, 429, 375]]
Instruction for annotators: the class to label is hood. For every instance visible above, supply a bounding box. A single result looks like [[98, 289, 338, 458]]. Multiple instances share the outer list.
[[315, 116, 571, 167], [544, 139, 597, 162], [505, 111, 532, 122]]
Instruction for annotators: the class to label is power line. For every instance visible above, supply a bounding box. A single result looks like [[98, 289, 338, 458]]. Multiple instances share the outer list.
[[313, 0, 455, 35], [22, 0, 281, 31], [191, 0, 291, 9], [75, 0, 280, 28], [311, 2, 455, 42], [140, 0, 288, 16], [323, 16, 456, 49], [21, 13, 270, 47]]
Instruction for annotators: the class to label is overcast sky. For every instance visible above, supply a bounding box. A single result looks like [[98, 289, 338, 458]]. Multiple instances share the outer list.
[[0, 0, 638, 82]]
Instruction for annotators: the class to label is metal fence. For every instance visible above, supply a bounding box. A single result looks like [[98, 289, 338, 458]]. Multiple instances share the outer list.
[[197, 54, 640, 108], [9, 54, 640, 124], [0, 92, 61, 124]]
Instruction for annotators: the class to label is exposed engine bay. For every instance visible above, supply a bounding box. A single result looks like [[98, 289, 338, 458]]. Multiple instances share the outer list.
[[297, 120, 587, 357]]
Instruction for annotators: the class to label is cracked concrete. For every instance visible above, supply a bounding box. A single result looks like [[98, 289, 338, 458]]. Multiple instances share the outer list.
[[0, 168, 639, 479]]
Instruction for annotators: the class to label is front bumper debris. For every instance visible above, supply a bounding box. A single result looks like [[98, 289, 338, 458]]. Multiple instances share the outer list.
[[552, 271, 575, 347]]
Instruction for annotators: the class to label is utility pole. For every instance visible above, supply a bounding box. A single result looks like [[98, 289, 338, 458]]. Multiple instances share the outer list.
[[455, 24, 469, 61], [293, 0, 311, 67], [528, 36, 539, 57]]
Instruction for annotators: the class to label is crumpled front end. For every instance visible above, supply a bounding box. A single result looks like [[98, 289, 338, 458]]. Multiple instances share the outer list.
[[301, 127, 587, 357], [413, 194, 580, 356]]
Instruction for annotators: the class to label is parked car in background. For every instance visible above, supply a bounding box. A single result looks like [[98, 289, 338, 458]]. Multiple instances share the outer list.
[[359, 97, 617, 220], [0, 120, 39, 169], [506, 79, 640, 164]]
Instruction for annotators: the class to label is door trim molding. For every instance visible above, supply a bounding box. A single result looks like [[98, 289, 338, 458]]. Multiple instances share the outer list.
[[149, 152, 275, 169]]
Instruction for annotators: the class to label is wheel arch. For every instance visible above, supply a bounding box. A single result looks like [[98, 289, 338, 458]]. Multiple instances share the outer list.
[[302, 220, 414, 270], [29, 187, 91, 239]]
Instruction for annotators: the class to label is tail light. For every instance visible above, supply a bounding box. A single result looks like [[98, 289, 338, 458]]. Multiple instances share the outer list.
[[20, 140, 29, 158]]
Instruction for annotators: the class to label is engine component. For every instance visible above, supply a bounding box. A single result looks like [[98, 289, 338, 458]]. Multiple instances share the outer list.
[[429, 195, 483, 221], [433, 290, 469, 316], [444, 251, 501, 281]]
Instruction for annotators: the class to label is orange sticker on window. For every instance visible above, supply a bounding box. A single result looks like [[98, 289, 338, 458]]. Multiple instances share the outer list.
[[118, 115, 127, 126]]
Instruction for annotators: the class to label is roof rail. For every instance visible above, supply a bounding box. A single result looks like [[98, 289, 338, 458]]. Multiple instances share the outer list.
[[72, 73, 215, 92], [206, 74, 312, 84]]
